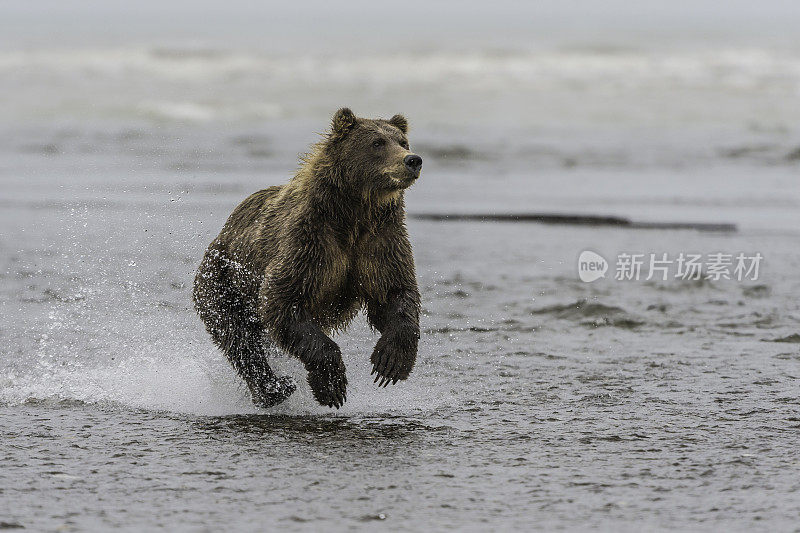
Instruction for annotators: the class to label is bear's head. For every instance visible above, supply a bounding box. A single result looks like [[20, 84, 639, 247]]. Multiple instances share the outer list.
[[322, 108, 422, 202]]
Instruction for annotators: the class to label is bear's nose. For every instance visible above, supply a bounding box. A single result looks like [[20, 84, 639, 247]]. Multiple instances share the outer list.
[[404, 154, 423, 174]]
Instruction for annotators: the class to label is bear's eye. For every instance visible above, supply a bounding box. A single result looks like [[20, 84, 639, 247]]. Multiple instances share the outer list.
[[399, 140, 409, 149], [372, 138, 386, 148]]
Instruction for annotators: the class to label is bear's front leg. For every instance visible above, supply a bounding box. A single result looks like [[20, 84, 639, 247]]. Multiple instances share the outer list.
[[294, 320, 348, 408], [368, 289, 420, 386], [259, 255, 349, 408], [273, 320, 347, 409], [270, 318, 348, 408]]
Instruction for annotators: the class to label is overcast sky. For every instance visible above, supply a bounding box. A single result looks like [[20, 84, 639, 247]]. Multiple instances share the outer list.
[[2, 0, 799, 51]]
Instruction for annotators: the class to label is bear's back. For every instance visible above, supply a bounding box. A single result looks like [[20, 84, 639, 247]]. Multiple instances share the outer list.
[[215, 185, 285, 281], [222, 186, 283, 236]]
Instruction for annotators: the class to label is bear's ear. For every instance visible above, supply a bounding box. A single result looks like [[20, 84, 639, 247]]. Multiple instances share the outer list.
[[389, 114, 408, 134], [331, 107, 357, 137]]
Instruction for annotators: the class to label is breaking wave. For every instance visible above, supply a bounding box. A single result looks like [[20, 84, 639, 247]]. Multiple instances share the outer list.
[[2, 46, 798, 90], [2, 46, 800, 126]]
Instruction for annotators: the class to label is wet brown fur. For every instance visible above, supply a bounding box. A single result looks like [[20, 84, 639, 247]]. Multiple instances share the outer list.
[[193, 109, 421, 408]]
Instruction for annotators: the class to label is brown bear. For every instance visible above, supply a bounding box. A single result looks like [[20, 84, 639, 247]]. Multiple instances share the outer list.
[[193, 108, 422, 409]]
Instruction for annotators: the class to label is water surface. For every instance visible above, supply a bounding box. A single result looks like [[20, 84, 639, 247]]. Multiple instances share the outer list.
[[2, 4, 800, 530]]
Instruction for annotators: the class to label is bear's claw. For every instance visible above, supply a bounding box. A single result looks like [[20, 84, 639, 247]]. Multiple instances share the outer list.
[[306, 355, 347, 409], [251, 375, 297, 408], [370, 330, 416, 387]]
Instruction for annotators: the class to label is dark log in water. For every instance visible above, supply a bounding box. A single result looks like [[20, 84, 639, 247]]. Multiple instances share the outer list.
[[410, 213, 737, 232]]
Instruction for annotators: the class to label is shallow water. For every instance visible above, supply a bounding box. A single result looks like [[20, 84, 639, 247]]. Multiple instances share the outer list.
[[3, 160, 800, 529], [3, 3, 800, 529]]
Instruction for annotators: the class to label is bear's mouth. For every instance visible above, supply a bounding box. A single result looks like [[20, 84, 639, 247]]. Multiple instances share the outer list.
[[379, 165, 419, 191], [386, 169, 419, 189], [393, 175, 417, 189]]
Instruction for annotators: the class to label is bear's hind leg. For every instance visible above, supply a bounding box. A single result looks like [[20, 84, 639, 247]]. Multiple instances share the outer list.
[[194, 251, 295, 408], [226, 325, 297, 408]]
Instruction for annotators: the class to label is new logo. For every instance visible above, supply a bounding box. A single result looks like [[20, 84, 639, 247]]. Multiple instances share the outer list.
[[578, 250, 608, 282]]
